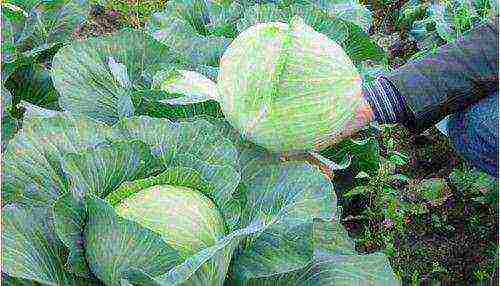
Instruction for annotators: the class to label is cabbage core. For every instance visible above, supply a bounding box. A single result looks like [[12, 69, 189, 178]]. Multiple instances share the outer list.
[[217, 17, 363, 152], [114, 185, 225, 257]]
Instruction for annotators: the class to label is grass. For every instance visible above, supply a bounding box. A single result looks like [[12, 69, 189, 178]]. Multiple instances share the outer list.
[[91, 0, 169, 28]]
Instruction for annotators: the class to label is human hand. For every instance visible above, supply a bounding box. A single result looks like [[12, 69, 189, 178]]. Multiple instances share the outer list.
[[313, 89, 375, 151], [280, 90, 375, 179]]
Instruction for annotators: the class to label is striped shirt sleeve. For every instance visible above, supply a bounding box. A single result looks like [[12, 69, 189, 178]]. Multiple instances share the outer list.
[[362, 76, 412, 125]]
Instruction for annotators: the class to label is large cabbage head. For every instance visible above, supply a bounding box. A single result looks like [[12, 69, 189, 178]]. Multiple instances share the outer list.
[[217, 17, 363, 153]]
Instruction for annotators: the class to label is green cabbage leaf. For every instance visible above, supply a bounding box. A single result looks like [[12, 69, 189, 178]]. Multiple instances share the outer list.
[[50, 29, 224, 125]]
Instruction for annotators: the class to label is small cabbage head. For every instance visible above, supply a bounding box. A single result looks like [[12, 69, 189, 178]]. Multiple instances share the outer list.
[[217, 17, 363, 153]]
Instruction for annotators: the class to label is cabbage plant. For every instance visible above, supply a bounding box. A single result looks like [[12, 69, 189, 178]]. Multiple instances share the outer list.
[[1, 112, 398, 285], [157, 17, 365, 153], [3, 2, 399, 283], [146, 0, 383, 68], [2, 0, 90, 83]]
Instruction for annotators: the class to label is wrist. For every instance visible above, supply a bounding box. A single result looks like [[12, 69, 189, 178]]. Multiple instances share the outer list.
[[358, 96, 376, 125], [362, 76, 409, 125]]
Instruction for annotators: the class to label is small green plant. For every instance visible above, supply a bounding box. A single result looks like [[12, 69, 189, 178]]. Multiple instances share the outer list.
[[448, 165, 498, 208], [313, 125, 416, 253], [430, 213, 455, 233], [430, 261, 448, 276], [474, 268, 490, 281], [473, 247, 499, 282], [324, 135, 412, 253], [344, 157, 410, 232]]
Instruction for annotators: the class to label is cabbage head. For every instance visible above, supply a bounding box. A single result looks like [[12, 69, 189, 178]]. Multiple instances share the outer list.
[[217, 17, 363, 153], [111, 185, 225, 258]]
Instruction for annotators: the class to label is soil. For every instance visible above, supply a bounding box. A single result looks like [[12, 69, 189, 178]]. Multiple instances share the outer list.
[[339, 124, 498, 284], [394, 197, 498, 285], [73, 5, 124, 41]]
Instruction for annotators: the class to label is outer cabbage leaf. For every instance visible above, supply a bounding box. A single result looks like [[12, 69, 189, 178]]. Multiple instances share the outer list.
[[285, 251, 398, 285], [301, 0, 373, 32], [239, 0, 373, 30], [1, 273, 44, 286], [77, 195, 182, 286], [300, 218, 399, 286], [1, 86, 19, 151], [110, 116, 239, 168], [1, 204, 99, 285], [227, 184, 397, 285], [236, 1, 384, 64], [146, 0, 239, 67], [205, 117, 399, 285], [133, 91, 225, 122], [1, 0, 89, 64], [1, 10, 21, 80], [60, 141, 160, 198], [17, 100, 63, 119], [51, 29, 221, 125], [5, 63, 60, 110], [1, 6, 18, 63], [148, 68, 224, 115], [235, 3, 289, 34], [1, 114, 110, 207], [52, 191, 92, 278], [341, 20, 386, 64], [235, 1, 364, 44], [160, 69, 220, 104], [204, 116, 268, 160], [230, 148, 337, 284], [124, 221, 266, 286], [319, 137, 380, 177]]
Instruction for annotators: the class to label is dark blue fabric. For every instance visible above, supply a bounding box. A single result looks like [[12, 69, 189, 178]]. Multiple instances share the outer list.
[[386, 17, 498, 134], [363, 76, 412, 125], [448, 92, 499, 177]]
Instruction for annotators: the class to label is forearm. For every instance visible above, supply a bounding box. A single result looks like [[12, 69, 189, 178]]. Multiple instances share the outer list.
[[362, 16, 498, 133], [384, 16, 499, 133]]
